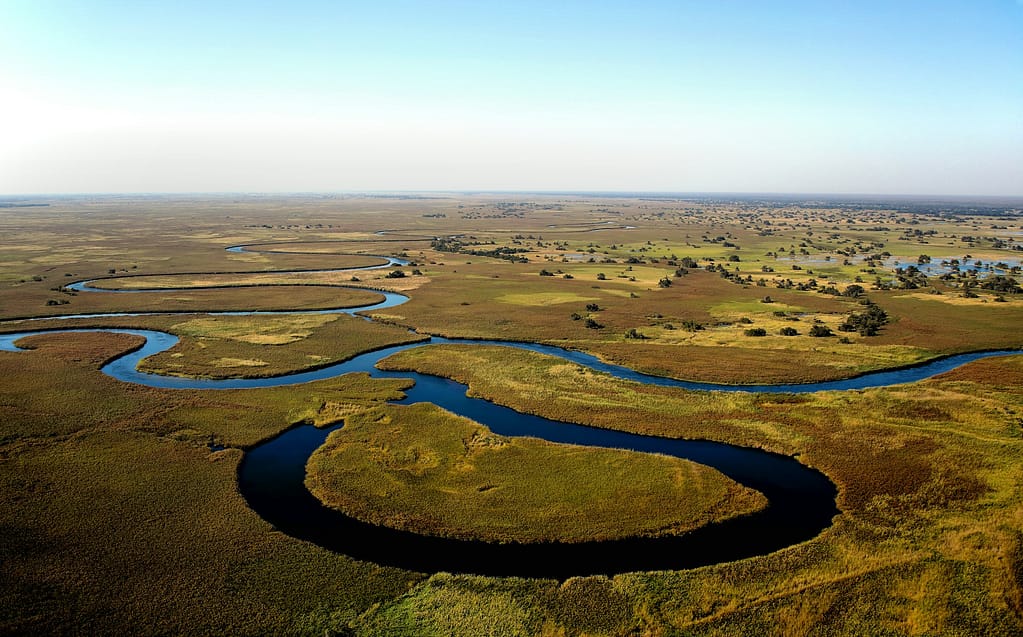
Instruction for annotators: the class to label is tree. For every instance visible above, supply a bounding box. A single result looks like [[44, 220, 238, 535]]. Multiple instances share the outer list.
[[779, 326, 799, 336], [584, 317, 603, 329], [586, 303, 600, 312], [809, 324, 833, 337], [658, 277, 672, 288], [980, 275, 1021, 294], [838, 302, 889, 336], [596, 273, 606, 280], [744, 327, 767, 337]]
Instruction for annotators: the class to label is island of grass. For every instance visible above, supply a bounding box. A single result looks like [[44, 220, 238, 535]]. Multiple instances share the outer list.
[[305, 403, 767, 544]]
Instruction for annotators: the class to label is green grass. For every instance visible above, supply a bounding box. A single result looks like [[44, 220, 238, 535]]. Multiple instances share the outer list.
[[0, 193, 1021, 635], [141, 312, 428, 379], [306, 403, 766, 543], [376, 343, 1023, 634], [0, 331, 420, 634]]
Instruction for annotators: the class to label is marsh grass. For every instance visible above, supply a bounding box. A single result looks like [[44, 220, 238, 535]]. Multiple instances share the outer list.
[[141, 312, 428, 379], [306, 403, 766, 543], [1, 194, 1021, 634], [0, 332, 420, 634], [366, 347, 1023, 635]]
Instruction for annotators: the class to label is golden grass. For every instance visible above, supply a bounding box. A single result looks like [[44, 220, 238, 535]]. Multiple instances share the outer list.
[[306, 403, 765, 544], [373, 344, 1023, 635], [0, 193, 1020, 634], [137, 313, 427, 379]]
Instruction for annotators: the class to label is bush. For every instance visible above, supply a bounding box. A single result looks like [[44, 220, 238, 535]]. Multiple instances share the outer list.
[[779, 327, 799, 336], [809, 324, 833, 337], [744, 327, 767, 337], [584, 318, 603, 329], [839, 302, 889, 336]]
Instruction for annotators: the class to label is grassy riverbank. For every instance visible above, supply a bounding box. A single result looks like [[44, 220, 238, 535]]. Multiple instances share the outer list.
[[375, 343, 1023, 634]]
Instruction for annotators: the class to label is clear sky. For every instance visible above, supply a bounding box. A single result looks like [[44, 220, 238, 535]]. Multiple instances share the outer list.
[[1, 1, 1021, 195]]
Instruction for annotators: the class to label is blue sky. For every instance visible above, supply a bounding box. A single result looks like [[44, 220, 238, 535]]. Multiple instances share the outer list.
[[1, 1, 1020, 195]]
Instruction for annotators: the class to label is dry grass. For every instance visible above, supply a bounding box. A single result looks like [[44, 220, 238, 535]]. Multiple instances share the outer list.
[[1, 193, 1021, 634], [367, 346, 1023, 635], [306, 403, 765, 544]]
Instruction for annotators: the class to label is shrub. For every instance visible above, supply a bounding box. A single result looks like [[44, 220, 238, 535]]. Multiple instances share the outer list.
[[744, 327, 767, 337], [839, 302, 889, 336], [809, 324, 833, 337], [779, 327, 799, 336]]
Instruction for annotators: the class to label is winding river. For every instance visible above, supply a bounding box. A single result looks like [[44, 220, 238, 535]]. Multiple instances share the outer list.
[[1, 243, 1018, 578]]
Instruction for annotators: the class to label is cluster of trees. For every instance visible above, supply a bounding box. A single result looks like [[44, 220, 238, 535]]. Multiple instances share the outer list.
[[838, 302, 890, 336], [980, 275, 1022, 294], [742, 323, 831, 337], [432, 238, 530, 263]]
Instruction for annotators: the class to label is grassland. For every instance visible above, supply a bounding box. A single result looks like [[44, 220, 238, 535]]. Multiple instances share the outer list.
[[377, 343, 1023, 634], [1, 193, 1021, 635], [138, 312, 427, 379], [0, 311, 428, 380], [306, 402, 766, 543]]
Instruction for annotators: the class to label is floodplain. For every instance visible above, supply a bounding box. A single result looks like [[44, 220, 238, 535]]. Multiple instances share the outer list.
[[1, 192, 1022, 635]]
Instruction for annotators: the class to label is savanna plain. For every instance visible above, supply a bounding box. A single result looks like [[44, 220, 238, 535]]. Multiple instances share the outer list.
[[1, 193, 1022, 635]]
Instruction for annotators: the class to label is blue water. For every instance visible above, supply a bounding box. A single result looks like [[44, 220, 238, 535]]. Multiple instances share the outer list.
[[2, 241, 1017, 577]]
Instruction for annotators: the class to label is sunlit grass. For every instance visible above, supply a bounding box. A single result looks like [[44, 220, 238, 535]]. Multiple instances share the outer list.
[[306, 403, 766, 543]]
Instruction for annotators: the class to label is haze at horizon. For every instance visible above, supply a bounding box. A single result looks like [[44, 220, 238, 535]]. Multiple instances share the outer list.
[[1, 1, 1020, 196]]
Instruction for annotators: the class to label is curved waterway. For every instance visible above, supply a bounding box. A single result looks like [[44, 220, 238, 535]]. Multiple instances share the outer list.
[[1, 242, 1018, 577]]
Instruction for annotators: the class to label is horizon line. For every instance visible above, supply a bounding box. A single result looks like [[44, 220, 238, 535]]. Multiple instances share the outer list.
[[2, 190, 1022, 202]]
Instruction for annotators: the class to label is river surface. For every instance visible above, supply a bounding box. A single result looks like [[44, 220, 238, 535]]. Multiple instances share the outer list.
[[1, 244, 1017, 577]]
